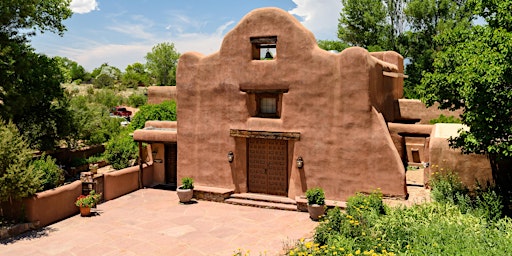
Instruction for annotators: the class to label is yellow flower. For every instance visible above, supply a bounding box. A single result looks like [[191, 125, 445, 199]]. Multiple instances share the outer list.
[[305, 242, 313, 249], [356, 249, 361, 255]]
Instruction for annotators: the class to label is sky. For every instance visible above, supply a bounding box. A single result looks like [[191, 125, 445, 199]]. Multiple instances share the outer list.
[[30, 0, 342, 72]]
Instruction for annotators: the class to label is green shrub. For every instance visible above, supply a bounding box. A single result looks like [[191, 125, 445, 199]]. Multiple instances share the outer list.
[[306, 187, 325, 205], [91, 89, 124, 109], [430, 170, 469, 205], [180, 177, 194, 189], [129, 100, 176, 131], [128, 92, 147, 107], [93, 73, 114, 88], [429, 114, 462, 124], [104, 131, 138, 170], [0, 119, 42, 204], [31, 155, 64, 191]]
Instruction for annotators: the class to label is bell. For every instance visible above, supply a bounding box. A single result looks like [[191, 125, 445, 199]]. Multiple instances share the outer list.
[[264, 49, 273, 59]]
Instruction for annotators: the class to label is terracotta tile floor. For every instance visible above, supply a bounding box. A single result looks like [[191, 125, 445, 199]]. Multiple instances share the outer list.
[[0, 189, 318, 256]]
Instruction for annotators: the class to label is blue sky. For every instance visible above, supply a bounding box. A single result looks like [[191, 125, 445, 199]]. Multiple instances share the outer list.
[[30, 0, 342, 71]]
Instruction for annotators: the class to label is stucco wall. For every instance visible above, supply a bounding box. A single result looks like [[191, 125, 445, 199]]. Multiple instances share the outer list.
[[23, 180, 82, 226], [398, 99, 462, 124], [103, 164, 153, 201], [176, 7, 406, 201], [147, 86, 177, 105], [427, 124, 493, 188]]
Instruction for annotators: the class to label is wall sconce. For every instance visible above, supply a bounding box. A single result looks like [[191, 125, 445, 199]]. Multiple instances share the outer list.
[[296, 157, 304, 168], [228, 151, 234, 163]]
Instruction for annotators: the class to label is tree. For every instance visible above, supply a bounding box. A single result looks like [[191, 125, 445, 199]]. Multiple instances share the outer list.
[[422, 0, 512, 197], [0, 119, 42, 205], [122, 62, 149, 88], [145, 42, 180, 86], [0, 1, 73, 150], [403, 0, 473, 98], [338, 0, 388, 50], [129, 100, 177, 131], [317, 40, 349, 52]]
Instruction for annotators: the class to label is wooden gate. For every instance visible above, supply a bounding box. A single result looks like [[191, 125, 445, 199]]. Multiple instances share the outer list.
[[247, 138, 288, 196], [165, 144, 177, 186]]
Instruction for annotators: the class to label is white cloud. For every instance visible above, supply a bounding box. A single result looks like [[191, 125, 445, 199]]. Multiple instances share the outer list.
[[70, 0, 99, 14], [289, 0, 342, 40]]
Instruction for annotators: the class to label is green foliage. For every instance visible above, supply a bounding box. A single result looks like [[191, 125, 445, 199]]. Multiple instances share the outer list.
[[0, 1, 73, 151], [0, 119, 42, 203], [306, 187, 325, 205], [129, 100, 177, 130], [338, 0, 388, 49], [91, 89, 124, 109], [93, 73, 114, 88], [145, 42, 180, 86], [127, 92, 147, 107], [430, 170, 505, 222], [293, 189, 512, 256], [430, 170, 469, 205], [180, 177, 194, 189], [429, 114, 461, 124], [104, 131, 138, 170], [317, 40, 349, 52], [122, 62, 149, 88], [75, 190, 101, 208], [30, 155, 64, 191], [68, 95, 123, 147]]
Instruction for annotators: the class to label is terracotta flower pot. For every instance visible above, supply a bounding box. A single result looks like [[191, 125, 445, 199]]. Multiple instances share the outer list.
[[177, 188, 193, 203], [307, 204, 325, 221], [80, 206, 91, 217]]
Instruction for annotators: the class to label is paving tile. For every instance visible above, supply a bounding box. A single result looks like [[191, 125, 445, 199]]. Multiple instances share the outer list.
[[0, 189, 318, 255]]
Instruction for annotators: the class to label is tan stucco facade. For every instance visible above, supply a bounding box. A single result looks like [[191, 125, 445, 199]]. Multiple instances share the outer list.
[[175, 7, 407, 201]]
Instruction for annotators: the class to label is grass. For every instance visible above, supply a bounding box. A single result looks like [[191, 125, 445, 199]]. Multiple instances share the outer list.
[[286, 174, 512, 256]]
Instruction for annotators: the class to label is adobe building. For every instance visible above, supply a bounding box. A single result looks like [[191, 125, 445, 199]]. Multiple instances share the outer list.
[[176, 7, 408, 201], [134, 7, 493, 204]]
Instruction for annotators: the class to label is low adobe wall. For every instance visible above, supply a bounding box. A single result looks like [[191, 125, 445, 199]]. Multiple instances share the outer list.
[[427, 124, 493, 188], [103, 164, 154, 201], [23, 180, 82, 227]]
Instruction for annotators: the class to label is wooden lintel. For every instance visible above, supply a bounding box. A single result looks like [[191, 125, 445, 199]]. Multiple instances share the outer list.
[[230, 129, 300, 141], [250, 36, 277, 44]]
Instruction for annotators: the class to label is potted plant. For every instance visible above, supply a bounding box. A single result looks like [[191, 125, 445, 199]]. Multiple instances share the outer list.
[[305, 187, 325, 220], [75, 190, 102, 217], [177, 177, 194, 203]]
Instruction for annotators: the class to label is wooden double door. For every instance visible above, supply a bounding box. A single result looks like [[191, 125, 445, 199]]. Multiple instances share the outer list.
[[247, 138, 288, 196]]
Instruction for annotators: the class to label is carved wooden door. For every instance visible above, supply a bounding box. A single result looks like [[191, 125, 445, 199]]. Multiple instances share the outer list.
[[165, 144, 177, 186], [247, 138, 288, 196]]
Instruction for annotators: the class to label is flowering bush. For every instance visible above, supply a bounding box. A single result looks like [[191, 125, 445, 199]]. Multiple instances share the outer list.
[[75, 190, 101, 208]]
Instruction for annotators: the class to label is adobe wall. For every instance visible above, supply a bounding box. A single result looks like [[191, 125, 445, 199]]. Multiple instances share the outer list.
[[103, 164, 153, 201], [23, 180, 82, 226], [176, 7, 406, 201], [427, 124, 493, 188], [398, 99, 462, 124], [147, 86, 177, 105]]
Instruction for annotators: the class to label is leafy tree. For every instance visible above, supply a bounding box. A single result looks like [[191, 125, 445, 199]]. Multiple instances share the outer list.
[[403, 0, 473, 98], [0, 1, 73, 150], [422, 0, 512, 198], [0, 119, 42, 204], [122, 62, 149, 88], [145, 42, 180, 86], [129, 100, 177, 130], [317, 40, 349, 52], [338, 0, 388, 50], [128, 92, 147, 108]]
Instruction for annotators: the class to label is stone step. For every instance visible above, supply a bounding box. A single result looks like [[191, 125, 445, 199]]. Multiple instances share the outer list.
[[225, 198, 298, 211], [230, 193, 297, 205]]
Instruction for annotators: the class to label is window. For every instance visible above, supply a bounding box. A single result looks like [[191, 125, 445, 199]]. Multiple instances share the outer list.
[[260, 97, 277, 114], [256, 93, 280, 118], [250, 36, 277, 60]]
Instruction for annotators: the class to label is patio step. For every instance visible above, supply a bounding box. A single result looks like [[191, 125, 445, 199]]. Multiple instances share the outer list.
[[225, 193, 298, 211]]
